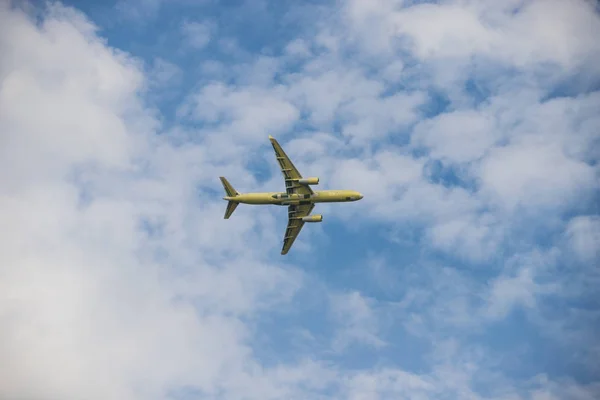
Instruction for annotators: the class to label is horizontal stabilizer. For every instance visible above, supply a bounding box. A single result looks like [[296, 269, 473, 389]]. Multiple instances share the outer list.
[[224, 201, 239, 219], [219, 177, 239, 198]]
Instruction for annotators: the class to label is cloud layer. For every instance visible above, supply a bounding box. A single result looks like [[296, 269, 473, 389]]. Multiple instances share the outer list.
[[0, 0, 598, 399]]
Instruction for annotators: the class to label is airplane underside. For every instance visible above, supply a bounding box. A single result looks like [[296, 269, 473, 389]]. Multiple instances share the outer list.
[[219, 136, 363, 255], [273, 200, 312, 206]]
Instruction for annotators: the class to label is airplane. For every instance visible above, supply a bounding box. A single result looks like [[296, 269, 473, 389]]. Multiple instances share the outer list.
[[220, 135, 364, 255]]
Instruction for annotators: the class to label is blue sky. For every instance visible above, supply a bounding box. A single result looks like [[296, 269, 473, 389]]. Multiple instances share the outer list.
[[0, 0, 599, 399]]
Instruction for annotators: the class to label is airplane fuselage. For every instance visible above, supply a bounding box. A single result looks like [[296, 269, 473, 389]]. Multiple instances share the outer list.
[[224, 190, 363, 205], [220, 135, 364, 254]]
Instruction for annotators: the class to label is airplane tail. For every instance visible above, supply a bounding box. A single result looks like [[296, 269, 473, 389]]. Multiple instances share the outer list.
[[220, 177, 240, 219]]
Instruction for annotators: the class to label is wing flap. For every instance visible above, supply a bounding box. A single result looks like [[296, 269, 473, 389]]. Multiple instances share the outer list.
[[280, 203, 314, 255], [269, 136, 313, 196]]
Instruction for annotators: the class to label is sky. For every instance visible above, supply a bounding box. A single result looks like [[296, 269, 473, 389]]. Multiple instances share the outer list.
[[0, 0, 599, 399]]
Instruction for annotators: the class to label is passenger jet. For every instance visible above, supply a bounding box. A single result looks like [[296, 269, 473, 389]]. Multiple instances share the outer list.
[[220, 135, 363, 255]]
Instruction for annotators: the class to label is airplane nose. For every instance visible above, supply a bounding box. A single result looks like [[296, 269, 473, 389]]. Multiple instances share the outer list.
[[358, 193, 364, 200]]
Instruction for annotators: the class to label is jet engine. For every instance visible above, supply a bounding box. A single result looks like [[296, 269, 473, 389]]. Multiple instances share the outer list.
[[298, 177, 319, 185], [301, 214, 323, 223]]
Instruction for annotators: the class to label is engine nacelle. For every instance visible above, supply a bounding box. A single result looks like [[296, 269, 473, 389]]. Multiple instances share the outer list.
[[298, 177, 319, 185], [302, 214, 323, 223]]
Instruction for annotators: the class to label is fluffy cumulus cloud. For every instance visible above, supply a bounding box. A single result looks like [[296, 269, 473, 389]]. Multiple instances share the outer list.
[[1, 0, 599, 399]]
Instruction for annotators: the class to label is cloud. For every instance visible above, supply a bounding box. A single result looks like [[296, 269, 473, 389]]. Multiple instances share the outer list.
[[479, 136, 596, 211], [566, 215, 600, 264], [485, 266, 539, 319], [0, 2, 146, 189], [148, 57, 182, 88], [330, 291, 385, 351], [116, 0, 162, 21], [347, 0, 600, 69], [1, 0, 599, 399], [427, 212, 503, 263], [0, 4, 303, 399], [412, 110, 497, 164], [342, 369, 433, 400], [180, 19, 214, 50], [178, 82, 300, 151]]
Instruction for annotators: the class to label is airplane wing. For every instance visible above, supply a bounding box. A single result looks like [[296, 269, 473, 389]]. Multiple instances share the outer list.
[[269, 135, 314, 196], [281, 203, 315, 255]]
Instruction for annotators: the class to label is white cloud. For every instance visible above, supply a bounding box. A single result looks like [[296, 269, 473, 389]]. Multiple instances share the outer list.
[[330, 291, 385, 351], [392, 3, 496, 59], [412, 110, 497, 164], [427, 213, 503, 263], [527, 375, 600, 400], [286, 68, 385, 128], [339, 90, 427, 144], [328, 152, 424, 205], [180, 19, 214, 50], [484, 251, 560, 320], [179, 82, 299, 144], [148, 57, 182, 88], [0, 4, 305, 399], [485, 267, 538, 319], [116, 0, 162, 21], [359, 0, 600, 70], [566, 215, 600, 264], [284, 38, 312, 59], [0, 2, 147, 189], [2, 0, 599, 399], [343, 369, 433, 400], [478, 137, 596, 211]]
